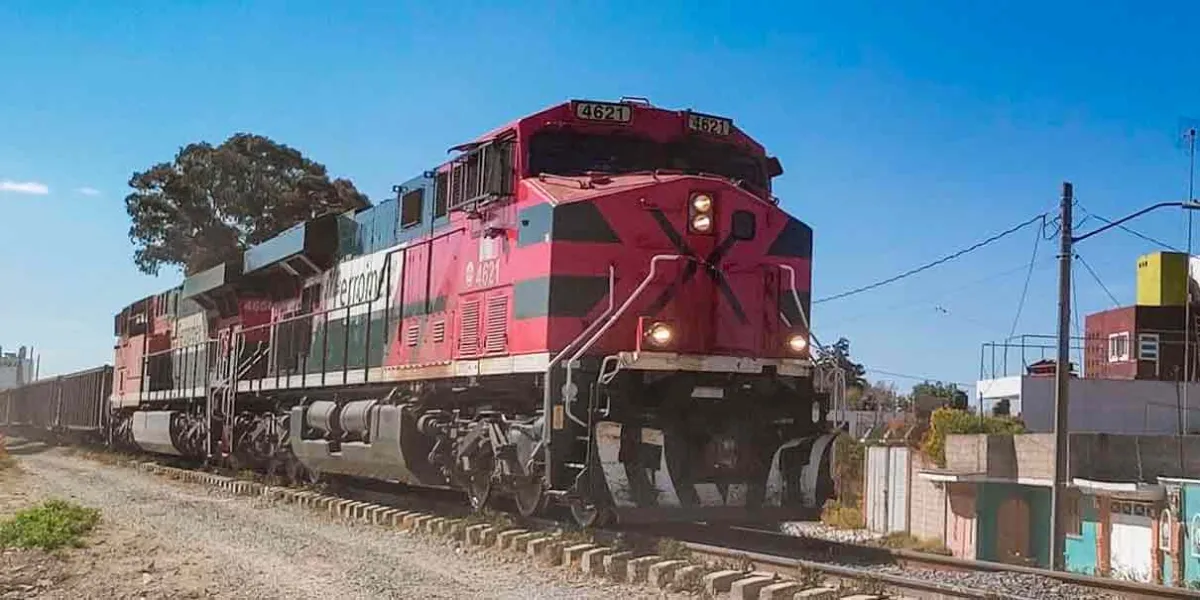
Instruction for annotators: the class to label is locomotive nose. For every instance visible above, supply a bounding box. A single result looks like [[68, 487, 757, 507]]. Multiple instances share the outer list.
[[636, 182, 775, 357]]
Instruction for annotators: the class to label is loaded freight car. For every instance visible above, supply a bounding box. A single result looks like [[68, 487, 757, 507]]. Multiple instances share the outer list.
[[0, 366, 112, 443]]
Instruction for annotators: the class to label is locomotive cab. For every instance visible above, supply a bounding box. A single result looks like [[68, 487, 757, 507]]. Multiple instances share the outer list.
[[513, 100, 842, 525]]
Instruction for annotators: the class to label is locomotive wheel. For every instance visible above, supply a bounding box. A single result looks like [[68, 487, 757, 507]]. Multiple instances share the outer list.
[[512, 478, 544, 518], [569, 502, 614, 529], [466, 453, 494, 511], [225, 452, 244, 474], [286, 457, 320, 486]]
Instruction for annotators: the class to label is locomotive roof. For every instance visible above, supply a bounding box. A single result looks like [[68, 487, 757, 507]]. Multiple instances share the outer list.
[[455, 98, 767, 156]]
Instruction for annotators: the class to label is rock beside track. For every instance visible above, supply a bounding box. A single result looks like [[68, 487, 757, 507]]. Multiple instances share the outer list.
[[867, 564, 1119, 599], [781, 520, 883, 544], [0, 445, 682, 600]]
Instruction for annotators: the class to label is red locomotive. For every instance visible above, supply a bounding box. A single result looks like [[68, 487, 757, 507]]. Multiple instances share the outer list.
[[102, 98, 843, 526]]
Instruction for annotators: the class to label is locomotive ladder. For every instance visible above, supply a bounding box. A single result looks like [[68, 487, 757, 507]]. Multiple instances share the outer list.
[[543, 255, 686, 492]]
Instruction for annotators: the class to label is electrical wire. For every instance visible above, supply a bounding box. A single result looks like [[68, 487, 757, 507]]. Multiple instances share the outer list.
[[1076, 205, 1182, 252], [814, 213, 1049, 304], [1007, 215, 1045, 340], [835, 257, 1057, 326], [865, 368, 973, 389], [1075, 252, 1121, 307], [1071, 265, 1084, 370]]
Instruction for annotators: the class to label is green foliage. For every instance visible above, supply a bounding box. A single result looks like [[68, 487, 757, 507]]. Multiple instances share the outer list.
[[912, 380, 969, 410], [0, 500, 100, 551], [820, 337, 867, 389], [992, 398, 1012, 416], [920, 407, 1025, 467], [832, 434, 864, 507], [124, 133, 370, 276]]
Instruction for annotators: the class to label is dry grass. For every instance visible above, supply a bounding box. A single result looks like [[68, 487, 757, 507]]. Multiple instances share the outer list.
[[877, 532, 952, 555], [820, 500, 864, 530], [655, 537, 691, 561], [0, 436, 17, 472]]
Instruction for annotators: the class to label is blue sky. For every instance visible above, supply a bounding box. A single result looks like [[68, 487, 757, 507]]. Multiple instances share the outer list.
[[2, 1, 1199, 397]]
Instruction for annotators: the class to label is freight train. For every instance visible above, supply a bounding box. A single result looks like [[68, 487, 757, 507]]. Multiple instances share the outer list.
[[1, 98, 846, 527]]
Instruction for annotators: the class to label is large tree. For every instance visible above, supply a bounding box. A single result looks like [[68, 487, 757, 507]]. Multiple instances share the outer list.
[[819, 337, 869, 390], [911, 380, 970, 410], [124, 133, 370, 276]]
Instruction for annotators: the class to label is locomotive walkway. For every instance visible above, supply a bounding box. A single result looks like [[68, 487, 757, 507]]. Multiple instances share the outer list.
[[0, 442, 675, 600]]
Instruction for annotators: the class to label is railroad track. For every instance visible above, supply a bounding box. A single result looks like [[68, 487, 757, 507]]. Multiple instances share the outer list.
[[13, 439, 1200, 600]]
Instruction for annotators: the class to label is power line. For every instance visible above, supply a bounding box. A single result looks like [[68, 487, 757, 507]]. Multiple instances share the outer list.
[[815, 213, 1048, 304], [836, 257, 1055, 325], [1075, 252, 1120, 307], [1076, 205, 1182, 252], [1008, 215, 1045, 339], [866, 368, 973, 389]]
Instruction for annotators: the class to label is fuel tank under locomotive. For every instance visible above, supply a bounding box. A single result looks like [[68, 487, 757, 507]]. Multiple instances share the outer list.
[[127, 411, 208, 456], [288, 397, 545, 503]]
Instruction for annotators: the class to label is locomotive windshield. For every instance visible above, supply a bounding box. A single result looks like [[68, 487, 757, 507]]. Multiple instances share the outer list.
[[527, 130, 769, 193]]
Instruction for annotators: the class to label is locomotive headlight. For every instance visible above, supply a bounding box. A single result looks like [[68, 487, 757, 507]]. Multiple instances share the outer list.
[[646, 322, 674, 346], [688, 192, 715, 234], [787, 333, 808, 353]]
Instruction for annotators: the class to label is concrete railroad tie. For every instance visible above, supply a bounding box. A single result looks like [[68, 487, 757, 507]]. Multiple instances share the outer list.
[[119, 459, 908, 600]]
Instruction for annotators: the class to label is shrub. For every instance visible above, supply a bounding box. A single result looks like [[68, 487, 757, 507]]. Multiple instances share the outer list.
[[919, 407, 1025, 467], [832, 434, 864, 507], [820, 500, 864, 529], [0, 499, 100, 551]]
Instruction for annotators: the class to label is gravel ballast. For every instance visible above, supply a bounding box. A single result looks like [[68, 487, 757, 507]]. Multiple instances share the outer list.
[[4, 447, 681, 599]]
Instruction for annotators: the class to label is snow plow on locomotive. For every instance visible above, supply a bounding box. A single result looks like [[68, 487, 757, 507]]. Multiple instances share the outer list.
[[103, 98, 847, 526]]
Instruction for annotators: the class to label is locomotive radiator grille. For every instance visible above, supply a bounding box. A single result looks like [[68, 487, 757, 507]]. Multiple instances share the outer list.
[[483, 295, 508, 354], [458, 299, 481, 355]]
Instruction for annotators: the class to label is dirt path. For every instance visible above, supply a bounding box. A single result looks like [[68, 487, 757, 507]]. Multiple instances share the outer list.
[[0, 443, 679, 600]]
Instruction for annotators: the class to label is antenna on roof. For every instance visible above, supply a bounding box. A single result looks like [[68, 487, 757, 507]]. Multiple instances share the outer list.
[[620, 96, 651, 106]]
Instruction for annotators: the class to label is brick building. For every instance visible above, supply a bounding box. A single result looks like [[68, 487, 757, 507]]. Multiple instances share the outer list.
[[1084, 252, 1200, 382]]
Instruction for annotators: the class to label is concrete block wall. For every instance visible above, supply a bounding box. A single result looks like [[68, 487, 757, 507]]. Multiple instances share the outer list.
[[940, 432, 1200, 482], [1012, 434, 1055, 480], [1072, 434, 1200, 481], [909, 451, 947, 541], [944, 434, 989, 474]]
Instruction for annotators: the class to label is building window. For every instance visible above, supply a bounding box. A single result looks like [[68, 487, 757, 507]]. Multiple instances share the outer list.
[[1139, 333, 1160, 361], [1108, 332, 1130, 362], [1160, 508, 1174, 552], [401, 188, 424, 229], [1065, 493, 1084, 536], [1190, 514, 1200, 558]]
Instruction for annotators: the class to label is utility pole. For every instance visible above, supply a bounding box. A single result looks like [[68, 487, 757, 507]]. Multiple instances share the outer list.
[[1050, 181, 1073, 571]]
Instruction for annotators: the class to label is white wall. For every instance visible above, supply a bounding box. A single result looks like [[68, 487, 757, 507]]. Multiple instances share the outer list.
[[976, 375, 1023, 415], [0, 359, 33, 391], [840, 410, 909, 438], [978, 376, 1200, 434]]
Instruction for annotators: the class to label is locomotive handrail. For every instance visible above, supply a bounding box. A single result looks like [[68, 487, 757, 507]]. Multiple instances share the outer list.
[[561, 254, 686, 429], [777, 263, 848, 426], [539, 265, 616, 481]]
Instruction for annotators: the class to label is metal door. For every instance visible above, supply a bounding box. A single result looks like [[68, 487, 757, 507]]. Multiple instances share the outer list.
[[865, 445, 889, 532], [946, 484, 977, 559], [1111, 507, 1153, 582], [887, 446, 909, 532]]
